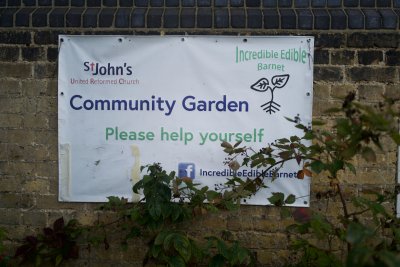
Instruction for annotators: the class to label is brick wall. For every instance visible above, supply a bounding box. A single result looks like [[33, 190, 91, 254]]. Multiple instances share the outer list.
[[0, 1, 399, 266]]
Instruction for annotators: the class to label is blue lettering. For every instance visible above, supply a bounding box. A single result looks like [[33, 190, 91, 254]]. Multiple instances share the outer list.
[[182, 95, 249, 112], [182, 95, 196, 111], [70, 95, 82, 110], [83, 62, 89, 71]]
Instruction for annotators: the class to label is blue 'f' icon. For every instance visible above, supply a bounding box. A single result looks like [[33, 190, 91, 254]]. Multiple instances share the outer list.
[[178, 163, 195, 179]]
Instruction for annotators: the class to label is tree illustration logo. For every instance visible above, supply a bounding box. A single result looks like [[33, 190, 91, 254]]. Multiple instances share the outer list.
[[250, 74, 290, 114]]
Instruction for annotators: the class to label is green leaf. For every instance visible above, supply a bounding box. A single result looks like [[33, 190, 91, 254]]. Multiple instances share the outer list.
[[284, 116, 297, 123], [167, 255, 186, 267], [142, 174, 153, 185], [345, 162, 356, 175], [341, 146, 358, 160], [173, 235, 191, 262], [277, 138, 290, 144], [346, 222, 373, 245], [390, 132, 400, 145], [303, 131, 315, 140], [216, 240, 230, 259], [224, 200, 239, 211], [233, 147, 245, 153], [148, 200, 162, 220], [233, 140, 242, 148], [55, 254, 63, 266], [161, 203, 173, 219], [0, 228, 6, 241], [163, 233, 176, 251], [223, 148, 233, 154], [171, 205, 183, 222], [35, 255, 42, 267], [288, 223, 310, 234], [132, 180, 143, 194], [151, 244, 161, 258], [278, 151, 292, 160], [265, 157, 276, 165], [221, 141, 232, 149], [268, 192, 285, 206], [206, 191, 221, 202], [129, 207, 141, 221], [329, 160, 344, 176], [236, 246, 250, 264], [346, 245, 372, 267], [310, 161, 325, 174], [290, 135, 301, 142], [189, 239, 203, 262], [336, 118, 351, 137], [285, 194, 296, 205], [168, 171, 176, 179], [154, 231, 170, 245], [280, 207, 291, 219], [378, 251, 400, 267], [200, 186, 209, 194], [362, 198, 387, 216], [295, 124, 308, 130], [250, 158, 264, 168], [309, 214, 332, 239], [209, 254, 226, 267], [126, 226, 141, 239]]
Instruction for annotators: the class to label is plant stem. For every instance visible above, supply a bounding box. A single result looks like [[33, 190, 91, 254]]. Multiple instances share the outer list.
[[335, 182, 352, 252], [336, 183, 349, 221]]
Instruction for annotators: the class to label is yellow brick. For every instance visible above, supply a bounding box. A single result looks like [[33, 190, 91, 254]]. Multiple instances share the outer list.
[[256, 249, 293, 266], [22, 211, 47, 226], [385, 84, 400, 99], [0, 79, 21, 96], [23, 114, 49, 129], [21, 79, 47, 96], [0, 208, 21, 225], [313, 83, 330, 100], [358, 84, 385, 102], [236, 232, 288, 249], [0, 176, 23, 192], [0, 114, 23, 128], [23, 179, 49, 194], [331, 84, 356, 99], [0, 63, 32, 78], [35, 194, 84, 210], [313, 100, 342, 116]]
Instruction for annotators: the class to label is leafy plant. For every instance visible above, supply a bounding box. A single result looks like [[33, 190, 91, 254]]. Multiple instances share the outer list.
[[114, 164, 256, 266], [205, 236, 255, 266], [11, 93, 400, 267], [15, 218, 82, 266], [223, 93, 400, 267]]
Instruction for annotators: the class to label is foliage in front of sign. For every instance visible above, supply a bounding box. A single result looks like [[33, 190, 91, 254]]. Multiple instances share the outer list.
[[250, 74, 290, 114], [110, 164, 256, 266], [224, 92, 400, 267], [12, 93, 400, 267]]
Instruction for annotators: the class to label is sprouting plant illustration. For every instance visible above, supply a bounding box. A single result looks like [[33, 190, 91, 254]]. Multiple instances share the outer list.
[[250, 74, 290, 114]]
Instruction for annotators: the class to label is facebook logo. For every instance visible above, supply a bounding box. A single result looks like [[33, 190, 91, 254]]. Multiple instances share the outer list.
[[178, 163, 195, 179]]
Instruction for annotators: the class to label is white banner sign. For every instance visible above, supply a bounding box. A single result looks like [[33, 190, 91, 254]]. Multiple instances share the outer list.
[[58, 35, 314, 206]]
